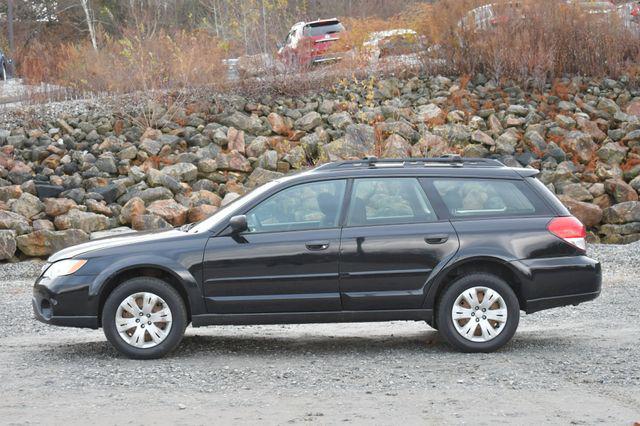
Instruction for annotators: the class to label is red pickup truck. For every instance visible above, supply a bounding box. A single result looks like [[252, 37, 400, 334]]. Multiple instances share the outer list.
[[277, 18, 346, 68]]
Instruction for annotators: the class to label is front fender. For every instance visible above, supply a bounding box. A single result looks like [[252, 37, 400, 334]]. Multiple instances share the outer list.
[[88, 254, 207, 317]]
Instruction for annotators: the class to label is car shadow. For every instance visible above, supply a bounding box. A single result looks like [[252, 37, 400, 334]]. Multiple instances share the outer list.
[[39, 327, 576, 360], [174, 328, 446, 357]]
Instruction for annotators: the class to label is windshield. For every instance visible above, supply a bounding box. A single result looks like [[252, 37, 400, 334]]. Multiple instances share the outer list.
[[188, 180, 282, 233]]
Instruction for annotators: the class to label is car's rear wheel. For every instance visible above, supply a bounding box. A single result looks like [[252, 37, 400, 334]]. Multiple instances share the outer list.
[[436, 273, 519, 352], [102, 277, 187, 359]]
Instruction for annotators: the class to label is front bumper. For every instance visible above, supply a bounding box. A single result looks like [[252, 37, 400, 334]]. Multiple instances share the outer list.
[[510, 255, 602, 313], [32, 273, 99, 329]]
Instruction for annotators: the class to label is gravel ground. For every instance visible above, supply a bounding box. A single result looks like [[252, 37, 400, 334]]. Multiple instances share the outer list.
[[0, 244, 639, 425]]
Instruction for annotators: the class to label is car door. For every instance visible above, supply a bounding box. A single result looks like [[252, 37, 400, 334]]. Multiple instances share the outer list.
[[202, 179, 347, 314], [339, 177, 459, 311]]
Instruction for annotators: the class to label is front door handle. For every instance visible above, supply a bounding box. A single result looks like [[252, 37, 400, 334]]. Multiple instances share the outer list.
[[425, 234, 449, 244], [305, 241, 330, 251]]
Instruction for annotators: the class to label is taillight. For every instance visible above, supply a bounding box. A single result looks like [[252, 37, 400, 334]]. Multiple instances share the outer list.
[[547, 216, 587, 252]]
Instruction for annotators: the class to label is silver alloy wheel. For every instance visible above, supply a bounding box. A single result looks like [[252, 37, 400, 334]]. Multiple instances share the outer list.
[[115, 292, 173, 349], [451, 286, 508, 343]]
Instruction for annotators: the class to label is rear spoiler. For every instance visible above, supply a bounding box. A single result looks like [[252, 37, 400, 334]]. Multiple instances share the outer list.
[[513, 167, 540, 178]]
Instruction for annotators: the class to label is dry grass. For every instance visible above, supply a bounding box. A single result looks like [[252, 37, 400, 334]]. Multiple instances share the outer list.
[[16, 28, 228, 94], [410, 0, 640, 86], [11, 0, 640, 102]]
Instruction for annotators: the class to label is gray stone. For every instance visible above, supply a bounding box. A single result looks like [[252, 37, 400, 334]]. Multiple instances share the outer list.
[[16, 229, 89, 257], [603, 201, 640, 224], [295, 111, 322, 131], [11, 193, 44, 219], [246, 168, 284, 188], [162, 163, 198, 182], [0, 230, 17, 260]]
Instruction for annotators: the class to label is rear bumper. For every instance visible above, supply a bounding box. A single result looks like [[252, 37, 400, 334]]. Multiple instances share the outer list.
[[510, 255, 602, 313]]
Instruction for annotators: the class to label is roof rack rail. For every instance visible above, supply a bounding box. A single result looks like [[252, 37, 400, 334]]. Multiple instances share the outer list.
[[315, 155, 503, 170]]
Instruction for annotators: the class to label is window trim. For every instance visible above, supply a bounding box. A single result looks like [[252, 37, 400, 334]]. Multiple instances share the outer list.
[[240, 178, 348, 235], [343, 177, 440, 229], [421, 177, 552, 220]]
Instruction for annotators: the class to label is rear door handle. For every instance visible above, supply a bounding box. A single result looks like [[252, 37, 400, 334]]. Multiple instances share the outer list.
[[425, 234, 449, 244], [305, 241, 330, 251]]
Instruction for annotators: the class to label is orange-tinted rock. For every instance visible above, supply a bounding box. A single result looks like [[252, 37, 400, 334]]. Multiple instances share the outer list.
[[146, 199, 188, 226], [187, 204, 218, 223], [44, 198, 78, 217]]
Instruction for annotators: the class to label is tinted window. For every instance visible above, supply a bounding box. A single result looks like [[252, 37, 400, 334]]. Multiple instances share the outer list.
[[246, 180, 346, 233], [346, 178, 437, 226], [304, 22, 345, 37], [433, 179, 538, 218]]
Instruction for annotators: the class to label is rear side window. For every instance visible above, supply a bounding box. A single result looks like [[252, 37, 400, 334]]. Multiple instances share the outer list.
[[432, 178, 545, 218], [526, 176, 570, 215], [346, 178, 437, 226]]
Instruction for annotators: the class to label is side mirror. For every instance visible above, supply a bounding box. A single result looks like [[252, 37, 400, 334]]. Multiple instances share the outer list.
[[229, 215, 248, 233]]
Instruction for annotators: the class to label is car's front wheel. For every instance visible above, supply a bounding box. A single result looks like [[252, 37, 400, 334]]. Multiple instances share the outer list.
[[436, 273, 519, 352], [102, 277, 187, 359]]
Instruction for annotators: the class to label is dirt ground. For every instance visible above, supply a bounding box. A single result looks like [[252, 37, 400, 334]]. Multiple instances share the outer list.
[[1, 244, 639, 425]]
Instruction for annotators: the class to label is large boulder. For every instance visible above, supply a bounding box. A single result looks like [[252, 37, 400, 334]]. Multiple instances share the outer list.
[[131, 214, 172, 231], [16, 229, 89, 257], [602, 201, 640, 224], [119, 197, 146, 225], [383, 134, 411, 158], [563, 131, 596, 164], [162, 163, 198, 182], [416, 103, 443, 122], [220, 111, 263, 134], [146, 199, 188, 226], [267, 113, 293, 136], [0, 230, 17, 260], [0, 211, 32, 235], [43, 198, 78, 217], [147, 169, 182, 193], [320, 124, 375, 161], [216, 151, 252, 172], [54, 210, 111, 233], [558, 195, 603, 227], [596, 142, 628, 165], [294, 111, 322, 131], [137, 187, 174, 204], [246, 168, 284, 188], [605, 179, 639, 203], [11, 193, 44, 219], [187, 205, 218, 223]]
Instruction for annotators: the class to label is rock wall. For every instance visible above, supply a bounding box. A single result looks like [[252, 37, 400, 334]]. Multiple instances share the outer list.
[[1, 74, 640, 259]]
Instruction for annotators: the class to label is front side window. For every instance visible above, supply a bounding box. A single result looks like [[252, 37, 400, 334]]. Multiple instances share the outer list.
[[246, 180, 346, 233], [346, 178, 437, 227], [433, 178, 538, 218]]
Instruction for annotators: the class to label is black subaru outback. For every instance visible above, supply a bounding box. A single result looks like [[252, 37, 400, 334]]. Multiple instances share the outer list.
[[33, 156, 601, 359]]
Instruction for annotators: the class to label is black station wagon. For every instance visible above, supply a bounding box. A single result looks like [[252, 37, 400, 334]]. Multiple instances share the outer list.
[[33, 156, 601, 359]]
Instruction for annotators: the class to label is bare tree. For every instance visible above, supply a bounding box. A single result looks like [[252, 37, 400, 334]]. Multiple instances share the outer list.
[[80, 0, 98, 51]]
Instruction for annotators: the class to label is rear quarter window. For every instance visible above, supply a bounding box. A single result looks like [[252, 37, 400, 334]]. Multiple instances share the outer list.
[[431, 178, 550, 218]]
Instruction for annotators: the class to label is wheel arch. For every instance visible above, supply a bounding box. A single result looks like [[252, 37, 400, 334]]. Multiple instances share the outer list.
[[424, 256, 526, 312], [96, 265, 193, 326]]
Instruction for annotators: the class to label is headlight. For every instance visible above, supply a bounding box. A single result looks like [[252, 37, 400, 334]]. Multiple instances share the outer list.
[[42, 259, 88, 279]]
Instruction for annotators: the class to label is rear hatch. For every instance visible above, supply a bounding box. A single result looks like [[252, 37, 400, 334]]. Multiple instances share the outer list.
[[303, 19, 345, 61]]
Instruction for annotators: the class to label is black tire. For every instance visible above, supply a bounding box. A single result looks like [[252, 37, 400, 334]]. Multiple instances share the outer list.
[[436, 273, 519, 353], [102, 277, 187, 359]]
